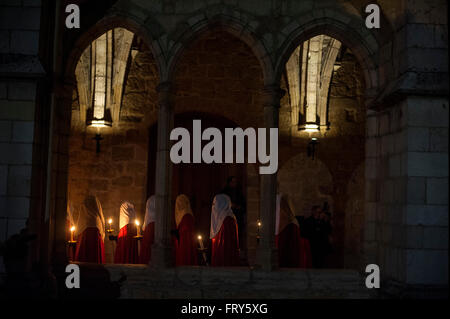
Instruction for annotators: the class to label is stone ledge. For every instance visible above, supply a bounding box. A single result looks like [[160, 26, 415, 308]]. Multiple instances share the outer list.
[[102, 264, 373, 299]]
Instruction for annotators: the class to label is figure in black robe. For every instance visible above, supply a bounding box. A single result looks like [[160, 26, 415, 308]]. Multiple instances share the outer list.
[[304, 205, 332, 268]]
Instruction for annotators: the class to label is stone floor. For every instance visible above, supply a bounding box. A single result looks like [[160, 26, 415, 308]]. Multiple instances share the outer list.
[[99, 264, 374, 299]]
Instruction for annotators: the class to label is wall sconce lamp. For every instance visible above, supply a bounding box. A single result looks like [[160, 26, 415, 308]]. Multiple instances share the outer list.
[[87, 118, 111, 154], [307, 137, 319, 159]]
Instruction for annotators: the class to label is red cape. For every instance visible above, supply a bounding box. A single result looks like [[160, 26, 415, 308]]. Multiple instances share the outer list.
[[276, 223, 312, 268], [140, 222, 155, 264], [74, 227, 105, 263], [175, 214, 198, 266], [114, 224, 139, 264], [211, 216, 240, 267]]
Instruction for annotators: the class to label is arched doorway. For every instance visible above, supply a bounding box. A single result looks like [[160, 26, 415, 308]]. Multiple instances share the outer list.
[[147, 112, 247, 262]]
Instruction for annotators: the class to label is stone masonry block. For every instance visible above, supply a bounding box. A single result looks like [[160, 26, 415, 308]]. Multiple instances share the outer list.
[[423, 227, 448, 249], [7, 165, 32, 196], [406, 97, 448, 128], [407, 127, 429, 152], [406, 177, 426, 204], [405, 204, 449, 227], [8, 82, 36, 101], [10, 30, 39, 55], [426, 178, 448, 205], [12, 121, 34, 143], [407, 152, 448, 177], [0, 121, 11, 142], [406, 249, 448, 285]]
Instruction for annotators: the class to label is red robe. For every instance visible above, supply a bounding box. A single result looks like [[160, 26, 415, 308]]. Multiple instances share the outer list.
[[74, 227, 105, 263], [275, 223, 312, 268], [175, 214, 198, 266], [114, 224, 139, 264], [211, 216, 240, 267], [140, 222, 155, 264], [299, 237, 312, 268]]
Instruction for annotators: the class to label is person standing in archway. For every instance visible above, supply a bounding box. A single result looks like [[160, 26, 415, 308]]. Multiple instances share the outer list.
[[74, 195, 105, 264], [140, 195, 156, 264], [174, 194, 198, 266], [114, 201, 139, 264], [210, 194, 240, 267], [275, 194, 312, 268]]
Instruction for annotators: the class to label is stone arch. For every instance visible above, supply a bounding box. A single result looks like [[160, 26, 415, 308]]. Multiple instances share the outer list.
[[275, 10, 386, 105], [64, 14, 165, 83], [165, 6, 275, 85], [49, 11, 166, 264]]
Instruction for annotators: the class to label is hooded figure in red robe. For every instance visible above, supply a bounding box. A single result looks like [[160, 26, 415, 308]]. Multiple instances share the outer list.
[[74, 195, 105, 263], [275, 194, 312, 268], [210, 194, 240, 267], [140, 195, 155, 264], [114, 201, 139, 264], [174, 194, 198, 266]]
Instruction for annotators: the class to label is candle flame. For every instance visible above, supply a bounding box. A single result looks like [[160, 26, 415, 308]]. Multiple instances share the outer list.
[[198, 235, 202, 240], [135, 219, 140, 226], [257, 221, 261, 227], [108, 218, 112, 224], [70, 226, 75, 232]]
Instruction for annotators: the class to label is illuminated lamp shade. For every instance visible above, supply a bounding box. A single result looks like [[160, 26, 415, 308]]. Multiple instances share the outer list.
[[299, 122, 320, 132], [87, 119, 112, 128]]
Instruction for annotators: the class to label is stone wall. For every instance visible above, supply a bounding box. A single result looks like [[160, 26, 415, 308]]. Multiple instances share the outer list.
[[362, 0, 449, 293], [0, 0, 44, 272], [173, 31, 264, 128], [366, 97, 448, 288]]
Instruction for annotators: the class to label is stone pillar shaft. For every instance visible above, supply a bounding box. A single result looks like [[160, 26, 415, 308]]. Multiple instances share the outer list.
[[255, 85, 284, 271], [151, 81, 175, 268], [49, 80, 75, 267]]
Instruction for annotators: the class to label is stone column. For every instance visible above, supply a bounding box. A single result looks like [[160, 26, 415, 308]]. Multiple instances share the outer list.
[[151, 81, 175, 268], [49, 79, 75, 267], [255, 85, 284, 271]]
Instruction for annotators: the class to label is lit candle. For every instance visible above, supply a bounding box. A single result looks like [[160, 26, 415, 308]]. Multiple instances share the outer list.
[[70, 226, 75, 242], [197, 235, 205, 250], [108, 218, 113, 232], [135, 219, 140, 236], [257, 220, 261, 234]]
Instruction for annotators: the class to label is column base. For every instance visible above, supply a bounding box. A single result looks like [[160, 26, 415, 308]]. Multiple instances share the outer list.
[[254, 246, 278, 271], [150, 243, 174, 268]]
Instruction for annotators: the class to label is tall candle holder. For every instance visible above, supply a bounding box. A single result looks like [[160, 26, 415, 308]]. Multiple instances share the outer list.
[[107, 218, 118, 241], [67, 226, 77, 261], [197, 234, 209, 266], [68, 226, 77, 245], [256, 220, 262, 244], [107, 218, 114, 233], [133, 219, 143, 240]]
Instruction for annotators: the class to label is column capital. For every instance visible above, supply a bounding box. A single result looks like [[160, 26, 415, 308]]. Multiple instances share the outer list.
[[54, 77, 76, 99], [156, 81, 174, 93], [262, 85, 285, 108], [157, 81, 175, 109]]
